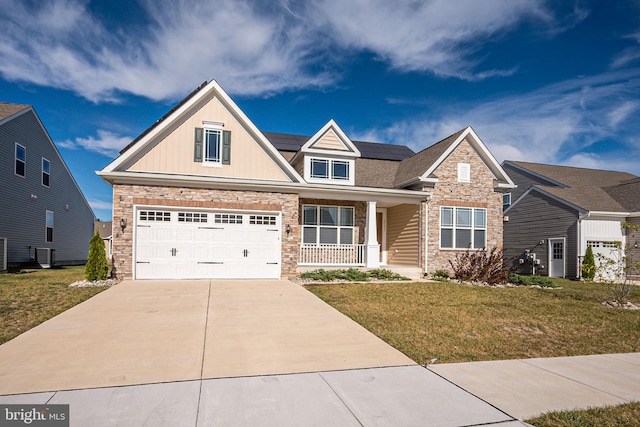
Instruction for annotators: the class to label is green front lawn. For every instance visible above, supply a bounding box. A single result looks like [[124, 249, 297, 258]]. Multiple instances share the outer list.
[[307, 278, 640, 364], [526, 401, 640, 427], [0, 266, 108, 344]]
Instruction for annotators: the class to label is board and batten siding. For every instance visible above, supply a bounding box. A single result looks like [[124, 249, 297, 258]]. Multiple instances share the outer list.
[[312, 130, 349, 151], [127, 94, 290, 181], [504, 190, 579, 277], [386, 204, 420, 266], [0, 109, 95, 266]]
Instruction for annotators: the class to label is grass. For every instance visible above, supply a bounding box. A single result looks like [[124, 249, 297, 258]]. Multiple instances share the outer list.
[[306, 278, 640, 364], [0, 266, 108, 344], [525, 401, 640, 426], [299, 268, 410, 282]]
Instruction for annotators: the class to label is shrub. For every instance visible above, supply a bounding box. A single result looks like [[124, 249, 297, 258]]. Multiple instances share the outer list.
[[432, 269, 450, 281], [85, 230, 109, 281], [509, 274, 556, 288], [299, 268, 409, 282], [449, 247, 509, 285], [582, 245, 596, 280]]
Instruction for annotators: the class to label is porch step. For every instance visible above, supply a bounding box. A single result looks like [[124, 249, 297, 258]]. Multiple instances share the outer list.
[[380, 266, 425, 280]]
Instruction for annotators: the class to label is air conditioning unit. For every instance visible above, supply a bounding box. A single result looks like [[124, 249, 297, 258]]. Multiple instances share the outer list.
[[36, 248, 55, 268]]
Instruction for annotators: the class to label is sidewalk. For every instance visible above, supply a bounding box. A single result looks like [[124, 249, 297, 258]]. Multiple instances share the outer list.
[[429, 352, 640, 420]]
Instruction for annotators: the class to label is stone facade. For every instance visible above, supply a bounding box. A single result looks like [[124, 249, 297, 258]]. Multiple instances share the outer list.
[[111, 184, 299, 280], [425, 138, 504, 274]]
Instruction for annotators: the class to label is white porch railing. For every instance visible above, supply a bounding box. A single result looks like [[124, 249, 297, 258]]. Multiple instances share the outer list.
[[299, 244, 366, 266]]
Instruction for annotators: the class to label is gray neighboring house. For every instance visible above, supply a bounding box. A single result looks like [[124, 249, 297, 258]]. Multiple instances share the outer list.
[[95, 220, 113, 259], [502, 160, 640, 279], [0, 102, 95, 269]]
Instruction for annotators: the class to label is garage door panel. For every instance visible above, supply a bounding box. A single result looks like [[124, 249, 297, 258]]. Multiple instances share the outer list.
[[135, 209, 281, 279]]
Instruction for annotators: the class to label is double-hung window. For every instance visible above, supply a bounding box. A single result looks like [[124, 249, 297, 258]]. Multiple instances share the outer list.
[[204, 127, 222, 166], [302, 205, 354, 245], [440, 206, 486, 249], [15, 143, 26, 177], [46, 210, 54, 243], [42, 158, 50, 187]]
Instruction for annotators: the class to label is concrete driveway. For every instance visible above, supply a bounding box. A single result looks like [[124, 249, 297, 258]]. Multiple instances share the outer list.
[[0, 280, 414, 395]]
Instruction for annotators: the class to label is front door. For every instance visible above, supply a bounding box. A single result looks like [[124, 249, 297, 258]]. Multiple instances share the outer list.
[[548, 238, 565, 278]]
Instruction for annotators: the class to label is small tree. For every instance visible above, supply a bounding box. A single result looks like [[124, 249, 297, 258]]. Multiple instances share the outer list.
[[85, 230, 108, 281], [582, 245, 596, 280]]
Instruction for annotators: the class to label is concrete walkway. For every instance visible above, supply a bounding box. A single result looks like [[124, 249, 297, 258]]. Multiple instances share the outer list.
[[429, 352, 640, 420], [0, 279, 637, 425]]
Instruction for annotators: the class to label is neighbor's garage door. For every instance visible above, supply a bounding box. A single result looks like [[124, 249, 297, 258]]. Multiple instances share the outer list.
[[134, 209, 281, 279]]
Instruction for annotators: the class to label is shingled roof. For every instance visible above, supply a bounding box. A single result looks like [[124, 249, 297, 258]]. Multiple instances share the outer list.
[[264, 131, 415, 161], [507, 161, 639, 213], [393, 129, 466, 186], [0, 102, 30, 122]]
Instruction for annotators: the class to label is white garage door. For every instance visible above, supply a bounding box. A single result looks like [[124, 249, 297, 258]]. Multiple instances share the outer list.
[[587, 241, 622, 281], [134, 208, 281, 279]]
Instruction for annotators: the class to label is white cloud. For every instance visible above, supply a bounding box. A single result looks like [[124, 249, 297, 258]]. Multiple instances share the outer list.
[[88, 199, 114, 210], [358, 69, 640, 173], [0, 0, 584, 102], [608, 101, 639, 129], [61, 130, 133, 157], [310, 0, 579, 79]]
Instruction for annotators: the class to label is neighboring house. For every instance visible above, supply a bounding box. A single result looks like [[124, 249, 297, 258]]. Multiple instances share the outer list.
[[95, 220, 113, 259], [98, 80, 514, 280], [0, 102, 95, 268], [502, 161, 640, 279]]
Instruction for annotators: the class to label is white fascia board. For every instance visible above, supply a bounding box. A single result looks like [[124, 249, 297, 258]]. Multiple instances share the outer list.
[[505, 185, 586, 215], [97, 170, 428, 203], [101, 80, 304, 183], [583, 211, 631, 218], [418, 127, 515, 188], [292, 119, 361, 163]]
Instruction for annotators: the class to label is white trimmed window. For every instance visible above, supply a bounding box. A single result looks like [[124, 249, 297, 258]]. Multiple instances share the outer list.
[[46, 210, 54, 243], [15, 143, 26, 177], [302, 205, 354, 245], [204, 125, 222, 166], [440, 206, 486, 249], [42, 158, 50, 187], [305, 156, 354, 185], [503, 193, 511, 211]]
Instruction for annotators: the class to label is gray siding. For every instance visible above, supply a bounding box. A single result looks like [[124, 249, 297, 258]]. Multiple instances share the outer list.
[[503, 163, 562, 203], [0, 109, 95, 266], [504, 190, 579, 278]]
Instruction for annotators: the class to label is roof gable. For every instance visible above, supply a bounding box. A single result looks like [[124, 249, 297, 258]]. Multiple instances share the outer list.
[[100, 80, 303, 183], [395, 126, 515, 189], [292, 120, 361, 162], [504, 161, 639, 214], [0, 102, 30, 125]]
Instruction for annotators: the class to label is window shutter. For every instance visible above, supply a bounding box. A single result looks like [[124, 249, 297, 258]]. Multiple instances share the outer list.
[[222, 130, 231, 165], [194, 128, 203, 162]]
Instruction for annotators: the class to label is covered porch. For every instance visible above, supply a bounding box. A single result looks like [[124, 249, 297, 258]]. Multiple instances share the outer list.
[[295, 190, 428, 275]]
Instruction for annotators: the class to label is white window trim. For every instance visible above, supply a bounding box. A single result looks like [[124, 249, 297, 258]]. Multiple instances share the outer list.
[[304, 156, 355, 186], [503, 193, 511, 210], [42, 157, 50, 187], [302, 205, 355, 246], [457, 163, 470, 183], [15, 143, 26, 178], [203, 123, 223, 168], [439, 206, 487, 249], [45, 210, 54, 243]]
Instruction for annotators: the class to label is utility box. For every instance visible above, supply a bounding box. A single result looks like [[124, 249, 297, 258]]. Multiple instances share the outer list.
[[36, 248, 55, 268]]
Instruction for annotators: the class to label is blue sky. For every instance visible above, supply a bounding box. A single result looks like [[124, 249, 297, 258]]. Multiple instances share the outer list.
[[2, 0, 640, 221]]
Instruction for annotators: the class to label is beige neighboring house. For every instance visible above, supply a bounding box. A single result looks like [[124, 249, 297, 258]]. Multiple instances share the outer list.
[[95, 220, 112, 259], [98, 80, 514, 280]]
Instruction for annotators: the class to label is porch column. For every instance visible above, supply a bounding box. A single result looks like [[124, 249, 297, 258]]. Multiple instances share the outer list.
[[365, 200, 380, 268]]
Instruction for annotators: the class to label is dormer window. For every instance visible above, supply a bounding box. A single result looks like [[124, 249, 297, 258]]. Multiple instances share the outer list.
[[305, 156, 354, 185]]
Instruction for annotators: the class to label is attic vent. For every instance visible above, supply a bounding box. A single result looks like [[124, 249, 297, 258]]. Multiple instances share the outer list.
[[458, 163, 470, 182]]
